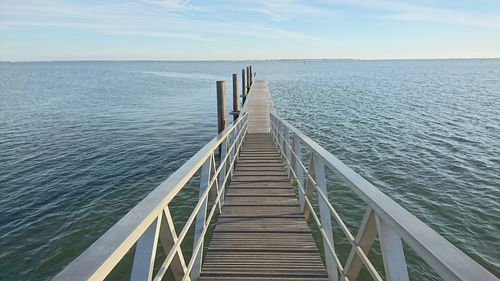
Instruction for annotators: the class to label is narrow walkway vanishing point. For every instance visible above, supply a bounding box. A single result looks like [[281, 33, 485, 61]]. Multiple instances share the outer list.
[[200, 80, 328, 279], [200, 133, 328, 280], [54, 68, 499, 281]]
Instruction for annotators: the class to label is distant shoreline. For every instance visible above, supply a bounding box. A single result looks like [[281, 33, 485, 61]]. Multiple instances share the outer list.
[[1, 58, 499, 63]]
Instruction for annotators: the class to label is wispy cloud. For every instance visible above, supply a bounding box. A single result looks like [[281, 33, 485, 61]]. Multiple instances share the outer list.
[[324, 0, 500, 28], [0, 0, 330, 42], [248, 0, 325, 21], [1, 0, 498, 60]]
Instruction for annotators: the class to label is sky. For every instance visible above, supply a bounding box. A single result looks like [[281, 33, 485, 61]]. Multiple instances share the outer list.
[[0, 0, 499, 61]]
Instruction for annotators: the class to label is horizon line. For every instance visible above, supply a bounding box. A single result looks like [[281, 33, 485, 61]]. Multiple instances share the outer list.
[[1, 57, 499, 63]]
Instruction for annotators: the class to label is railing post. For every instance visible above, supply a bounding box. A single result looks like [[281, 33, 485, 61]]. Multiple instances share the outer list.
[[376, 216, 410, 281], [271, 115, 275, 139], [313, 154, 338, 281], [191, 157, 212, 280], [303, 155, 315, 219], [210, 155, 222, 214], [272, 116, 276, 136], [292, 135, 305, 210], [279, 122, 286, 158], [160, 206, 189, 281], [342, 207, 377, 281], [232, 74, 239, 121], [229, 130, 236, 180], [131, 216, 161, 281], [218, 140, 228, 207], [216, 81, 227, 134], [284, 127, 291, 177]]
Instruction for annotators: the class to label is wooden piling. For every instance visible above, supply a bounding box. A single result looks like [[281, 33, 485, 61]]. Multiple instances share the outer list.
[[246, 66, 250, 92], [232, 74, 239, 121], [241, 69, 247, 105], [249, 65, 253, 85], [216, 81, 227, 134]]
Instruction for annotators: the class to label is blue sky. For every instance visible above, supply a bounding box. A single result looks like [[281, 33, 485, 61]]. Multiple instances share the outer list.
[[0, 0, 499, 61]]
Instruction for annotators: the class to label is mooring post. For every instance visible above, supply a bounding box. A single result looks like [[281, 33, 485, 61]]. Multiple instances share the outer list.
[[241, 68, 247, 105], [231, 74, 239, 121], [249, 65, 253, 85], [216, 81, 227, 134], [246, 66, 250, 92]]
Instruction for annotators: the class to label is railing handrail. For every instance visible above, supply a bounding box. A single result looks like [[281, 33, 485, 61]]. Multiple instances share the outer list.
[[270, 112, 498, 281], [53, 113, 248, 281]]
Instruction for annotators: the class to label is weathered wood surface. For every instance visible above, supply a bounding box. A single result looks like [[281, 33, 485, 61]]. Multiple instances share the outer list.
[[241, 80, 271, 134], [200, 134, 328, 281]]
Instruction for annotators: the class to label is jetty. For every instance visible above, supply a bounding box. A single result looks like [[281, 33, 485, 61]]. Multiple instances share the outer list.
[[54, 67, 498, 281]]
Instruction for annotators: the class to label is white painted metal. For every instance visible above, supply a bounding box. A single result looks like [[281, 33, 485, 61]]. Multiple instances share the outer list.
[[53, 113, 248, 281], [191, 158, 212, 280], [53, 100, 498, 281], [155, 207, 188, 281], [376, 215, 410, 281], [314, 154, 339, 281], [303, 154, 315, 220], [131, 216, 161, 281], [229, 130, 236, 181], [270, 112, 498, 281], [342, 208, 380, 281], [292, 135, 305, 209], [284, 126, 291, 178], [218, 140, 227, 207]]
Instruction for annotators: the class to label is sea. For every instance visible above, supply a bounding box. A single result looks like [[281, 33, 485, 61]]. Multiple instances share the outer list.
[[0, 59, 499, 280]]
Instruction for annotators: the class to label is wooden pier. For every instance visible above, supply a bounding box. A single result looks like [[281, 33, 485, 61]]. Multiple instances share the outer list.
[[54, 68, 499, 281], [201, 80, 328, 280]]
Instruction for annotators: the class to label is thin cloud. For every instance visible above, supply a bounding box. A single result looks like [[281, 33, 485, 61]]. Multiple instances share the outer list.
[[324, 0, 500, 29], [250, 0, 325, 21], [198, 0, 325, 22], [0, 0, 330, 43]]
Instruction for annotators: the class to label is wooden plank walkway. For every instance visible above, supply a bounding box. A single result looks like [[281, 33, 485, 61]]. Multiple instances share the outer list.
[[200, 134, 328, 280], [200, 79, 328, 280], [241, 80, 272, 134]]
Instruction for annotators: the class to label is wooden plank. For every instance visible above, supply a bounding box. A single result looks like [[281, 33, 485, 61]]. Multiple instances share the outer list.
[[224, 196, 298, 206], [232, 175, 289, 182], [239, 156, 280, 159], [235, 163, 284, 168], [201, 133, 328, 280], [237, 159, 283, 164], [233, 171, 286, 177], [235, 166, 285, 171], [240, 81, 272, 133], [226, 188, 295, 196], [229, 182, 291, 189]]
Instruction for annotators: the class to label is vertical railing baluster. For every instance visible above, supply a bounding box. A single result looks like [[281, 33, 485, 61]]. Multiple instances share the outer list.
[[292, 135, 305, 210], [376, 216, 410, 281], [211, 155, 222, 214], [313, 154, 338, 281], [277, 122, 284, 156], [218, 139, 227, 207], [303, 154, 315, 219], [131, 216, 161, 281], [229, 128, 236, 180], [290, 133, 297, 184], [284, 126, 291, 178], [342, 207, 377, 281], [159, 206, 189, 281], [280, 123, 287, 160], [271, 115, 276, 139], [191, 157, 212, 280]]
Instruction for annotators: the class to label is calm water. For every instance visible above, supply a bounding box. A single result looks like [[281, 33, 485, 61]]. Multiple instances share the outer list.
[[0, 60, 499, 280]]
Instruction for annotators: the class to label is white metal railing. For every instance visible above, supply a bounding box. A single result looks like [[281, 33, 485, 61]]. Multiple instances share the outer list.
[[53, 113, 248, 281], [270, 112, 498, 281]]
